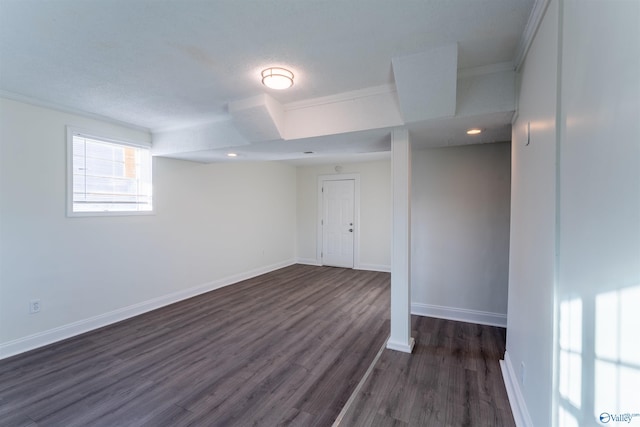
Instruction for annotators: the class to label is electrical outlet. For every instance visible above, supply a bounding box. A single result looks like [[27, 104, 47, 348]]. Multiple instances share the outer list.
[[29, 299, 41, 314], [520, 361, 526, 385]]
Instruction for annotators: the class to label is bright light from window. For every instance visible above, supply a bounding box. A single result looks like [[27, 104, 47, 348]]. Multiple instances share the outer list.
[[619, 286, 640, 365], [594, 285, 640, 417], [68, 129, 152, 215], [559, 406, 579, 427], [559, 298, 583, 409]]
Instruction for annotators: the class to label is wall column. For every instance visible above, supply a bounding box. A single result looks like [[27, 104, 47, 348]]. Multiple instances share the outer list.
[[387, 128, 415, 353]]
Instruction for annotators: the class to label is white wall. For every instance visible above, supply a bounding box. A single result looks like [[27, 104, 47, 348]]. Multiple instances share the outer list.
[[504, 1, 640, 426], [504, 1, 558, 425], [411, 143, 511, 326], [0, 97, 297, 357], [296, 144, 512, 328], [296, 161, 391, 271], [556, 1, 640, 426]]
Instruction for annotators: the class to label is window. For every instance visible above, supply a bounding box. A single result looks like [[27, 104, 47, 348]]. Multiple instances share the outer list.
[[67, 127, 152, 216]]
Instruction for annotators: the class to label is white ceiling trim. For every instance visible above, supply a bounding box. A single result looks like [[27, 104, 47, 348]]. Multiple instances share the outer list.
[[457, 61, 515, 79], [0, 90, 151, 134], [513, 0, 552, 71], [285, 61, 518, 112], [284, 84, 397, 111]]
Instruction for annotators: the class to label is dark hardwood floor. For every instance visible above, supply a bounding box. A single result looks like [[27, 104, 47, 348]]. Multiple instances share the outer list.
[[0, 265, 514, 427], [337, 316, 515, 427], [0, 265, 390, 427]]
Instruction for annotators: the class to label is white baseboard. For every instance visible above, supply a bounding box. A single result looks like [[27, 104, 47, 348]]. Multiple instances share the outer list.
[[294, 259, 390, 273], [295, 257, 321, 266], [411, 302, 507, 327], [500, 351, 534, 427], [386, 337, 415, 353], [356, 263, 391, 273], [0, 259, 296, 360]]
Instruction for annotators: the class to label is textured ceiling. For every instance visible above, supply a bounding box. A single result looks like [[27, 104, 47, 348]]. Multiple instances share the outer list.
[[0, 0, 535, 162]]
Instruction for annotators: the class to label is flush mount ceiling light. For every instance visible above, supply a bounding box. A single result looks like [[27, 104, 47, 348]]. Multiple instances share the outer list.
[[227, 152, 238, 157], [466, 128, 482, 135], [261, 67, 294, 90]]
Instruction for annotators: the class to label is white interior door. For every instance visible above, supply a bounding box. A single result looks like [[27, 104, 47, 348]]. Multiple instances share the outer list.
[[322, 179, 355, 268]]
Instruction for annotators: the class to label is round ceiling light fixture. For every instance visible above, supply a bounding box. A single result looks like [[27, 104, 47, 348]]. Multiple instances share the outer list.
[[261, 67, 294, 90], [466, 128, 482, 135]]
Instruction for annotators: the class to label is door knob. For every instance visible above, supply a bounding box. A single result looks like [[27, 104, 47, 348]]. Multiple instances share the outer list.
[[349, 228, 353, 232]]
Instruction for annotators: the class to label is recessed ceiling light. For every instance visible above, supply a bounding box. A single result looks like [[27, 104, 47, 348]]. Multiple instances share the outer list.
[[261, 67, 294, 90], [466, 128, 482, 135], [227, 153, 238, 157]]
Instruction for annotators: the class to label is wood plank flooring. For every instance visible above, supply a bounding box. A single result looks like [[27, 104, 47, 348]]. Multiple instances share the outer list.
[[0, 265, 390, 427], [0, 265, 514, 427], [338, 316, 515, 427]]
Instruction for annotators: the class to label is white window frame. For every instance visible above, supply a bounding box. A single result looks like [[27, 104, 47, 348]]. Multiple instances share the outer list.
[[66, 126, 153, 217]]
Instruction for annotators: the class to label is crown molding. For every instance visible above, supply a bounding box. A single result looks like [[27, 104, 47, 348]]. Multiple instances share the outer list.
[[513, 0, 551, 72], [457, 61, 515, 79], [284, 84, 397, 111], [0, 90, 150, 133]]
